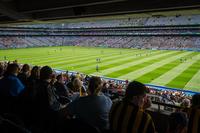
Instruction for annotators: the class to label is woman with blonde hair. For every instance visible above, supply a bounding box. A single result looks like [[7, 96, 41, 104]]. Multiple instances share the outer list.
[[73, 78, 87, 96]]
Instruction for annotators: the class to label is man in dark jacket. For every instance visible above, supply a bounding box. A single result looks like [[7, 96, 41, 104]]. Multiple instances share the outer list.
[[31, 66, 66, 132], [54, 74, 69, 98]]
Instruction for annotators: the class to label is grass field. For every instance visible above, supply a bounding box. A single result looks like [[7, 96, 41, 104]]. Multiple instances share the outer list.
[[0, 46, 200, 92]]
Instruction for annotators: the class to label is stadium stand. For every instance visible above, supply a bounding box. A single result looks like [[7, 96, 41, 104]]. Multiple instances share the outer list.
[[11, 14, 200, 28], [0, 14, 200, 51], [0, 35, 200, 50]]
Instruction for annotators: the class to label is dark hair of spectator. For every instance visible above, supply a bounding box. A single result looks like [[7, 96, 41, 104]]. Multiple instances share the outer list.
[[124, 81, 147, 102], [88, 76, 102, 95], [31, 66, 40, 79], [56, 74, 62, 81], [71, 75, 76, 82], [40, 66, 53, 80], [5, 63, 19, 75], [21, 64, 30, 72]]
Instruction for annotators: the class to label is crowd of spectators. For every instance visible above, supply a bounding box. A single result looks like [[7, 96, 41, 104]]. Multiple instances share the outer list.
[[0, 36, 200, 50], [0, 14, 200, 50], [0, 27, 199, 36], [0, 14, 199, 50], [149, 88, 192, 108], [0, 60, 200, 133], [0, 61, 196, 107], [0, 61, 111, 133]]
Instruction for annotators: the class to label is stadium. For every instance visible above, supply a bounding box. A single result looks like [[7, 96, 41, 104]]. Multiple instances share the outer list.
[[0, 0, 200, 133]]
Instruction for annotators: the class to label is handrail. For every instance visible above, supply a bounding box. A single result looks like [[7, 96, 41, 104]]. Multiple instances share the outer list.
[[151, 101, 187, 109]]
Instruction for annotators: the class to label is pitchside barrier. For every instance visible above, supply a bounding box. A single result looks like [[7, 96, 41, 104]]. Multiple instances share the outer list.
[[54, 68, 200, 95]]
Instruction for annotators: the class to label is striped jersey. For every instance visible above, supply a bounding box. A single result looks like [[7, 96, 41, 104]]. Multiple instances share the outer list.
[[188, 106, 200, 133], [109, 101, 156, 133]]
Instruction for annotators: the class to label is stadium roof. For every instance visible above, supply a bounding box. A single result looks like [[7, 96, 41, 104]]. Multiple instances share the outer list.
[[0, 0, 199, 24]]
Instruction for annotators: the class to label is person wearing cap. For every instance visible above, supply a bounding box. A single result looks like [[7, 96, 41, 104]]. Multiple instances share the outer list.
[[109, 81, 156, 133]]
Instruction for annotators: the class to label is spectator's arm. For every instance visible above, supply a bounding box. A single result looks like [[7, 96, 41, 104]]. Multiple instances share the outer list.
[[146, 116, 156, 133], [48, 86, 62, 111]]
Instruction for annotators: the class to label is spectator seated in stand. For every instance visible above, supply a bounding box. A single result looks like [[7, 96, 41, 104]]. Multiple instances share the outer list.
[[109, 81, 156, 133], [0, 63, 25, 97], [66, 75, 76, 92], [54, 74, 71, 104], [18, 64, 30, 86], [21, 66, 41, 128], [0, 63, 25, 114], [29, 66, 67, 132], [73, 78, 87, 96], [26, 66, 40, 89], [66, 76, 112, 131]]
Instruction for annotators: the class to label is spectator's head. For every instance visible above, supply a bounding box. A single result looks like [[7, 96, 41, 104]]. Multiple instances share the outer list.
[[71, 75, 76, 82], [40, 66, 53, 81], [73, 78, 83, 91], [5, 63, 19, 76], [102, 82, 109, 89], [50, 73, 57, 85], [191, 94, 200, 107], [31, 66, 40, 79], [168, 112, 188, 133], [124, 81, 148, 108], [88, 76, 102, 95], [21, 64, 30, 73], [181, 98, 191, 108], [56, 74, 64, 83]]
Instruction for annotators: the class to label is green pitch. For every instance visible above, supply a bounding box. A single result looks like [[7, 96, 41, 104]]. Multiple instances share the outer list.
[[1, 46, 200, 92]]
